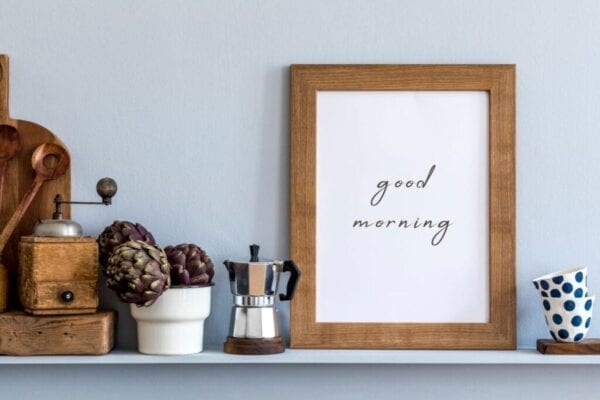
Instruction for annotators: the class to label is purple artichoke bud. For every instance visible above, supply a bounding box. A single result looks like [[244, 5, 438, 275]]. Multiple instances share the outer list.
[[106, 240, 171, 307], [97, 221, 156, 268], [164, 243, 214, 287]]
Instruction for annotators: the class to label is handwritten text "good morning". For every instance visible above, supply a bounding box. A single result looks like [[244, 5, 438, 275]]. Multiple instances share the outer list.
[[352, 165, 452, 246]]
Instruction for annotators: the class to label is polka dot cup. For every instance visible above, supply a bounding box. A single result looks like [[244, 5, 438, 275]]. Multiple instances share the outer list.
[[541, 296, 594, 342], [532, 267, 588, 300]]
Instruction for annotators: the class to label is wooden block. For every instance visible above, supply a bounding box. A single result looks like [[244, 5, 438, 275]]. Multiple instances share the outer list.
[[0, 310, 116, 355], [224, 336, 285, 355], [19, 236, 99, 315], [537, 339, 600, 354]]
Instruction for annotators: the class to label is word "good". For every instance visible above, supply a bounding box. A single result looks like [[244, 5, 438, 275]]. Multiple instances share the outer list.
[[370, 165, 436, 206]]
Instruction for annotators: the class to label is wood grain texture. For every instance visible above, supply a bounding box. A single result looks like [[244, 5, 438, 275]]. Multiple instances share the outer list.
[[0, 56, 21, 213], [537, 339, 600, 355], [0, 56, 16, 126], [19, 236, 98, 315], [289, 65, 516, 349], [0, 54, 71, 308], [0, 265, 7, 312], [224, 336, 285, 355], [0, 310, 115, 355]]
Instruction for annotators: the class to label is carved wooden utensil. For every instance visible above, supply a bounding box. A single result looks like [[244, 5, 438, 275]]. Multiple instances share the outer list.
[[0, 56, 21, 207], [0, 143, 70, 253]]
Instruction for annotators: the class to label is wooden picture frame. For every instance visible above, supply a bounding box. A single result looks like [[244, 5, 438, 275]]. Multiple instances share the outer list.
[[289, 64, 515, 349]]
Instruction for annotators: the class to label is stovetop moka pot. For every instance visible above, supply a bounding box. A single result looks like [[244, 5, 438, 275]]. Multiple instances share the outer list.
[[223, 244, 300, 354]]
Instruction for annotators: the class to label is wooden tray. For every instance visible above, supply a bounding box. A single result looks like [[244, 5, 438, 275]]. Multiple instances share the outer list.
[[0, 55, 70, 308]]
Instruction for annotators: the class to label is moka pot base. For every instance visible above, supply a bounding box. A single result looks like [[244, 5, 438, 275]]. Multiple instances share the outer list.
[[224, 336, 285, 355], [225, 299, 285, 355]]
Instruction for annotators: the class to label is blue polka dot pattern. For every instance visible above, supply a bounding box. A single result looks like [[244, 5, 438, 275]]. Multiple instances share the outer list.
[[535, 269, 592, 343], [543, 300, 551, 311], [552, 314, 563, 324], [558, 329, 569, 339], [562, 283, 573, 294], [564, 300, 576, 311], [552, 276, 564, 284], [541, 280, 550, 290]]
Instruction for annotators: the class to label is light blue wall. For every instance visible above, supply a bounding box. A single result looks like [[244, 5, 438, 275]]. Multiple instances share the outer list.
[[1, 0, 600, 398]]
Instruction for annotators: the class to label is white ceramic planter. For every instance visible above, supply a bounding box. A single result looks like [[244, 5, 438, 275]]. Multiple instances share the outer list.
[[130, 286, 212, 355]]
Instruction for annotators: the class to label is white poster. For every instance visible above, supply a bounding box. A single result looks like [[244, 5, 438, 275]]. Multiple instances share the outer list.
[[316, 91, 489, 323]]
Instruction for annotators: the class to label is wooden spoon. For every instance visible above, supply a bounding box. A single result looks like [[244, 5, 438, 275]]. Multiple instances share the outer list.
[[0, 55, 20, 208], [0, 143, 70, 253]]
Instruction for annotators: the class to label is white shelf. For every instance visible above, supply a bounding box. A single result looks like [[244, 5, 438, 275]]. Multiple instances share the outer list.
[[3, 347, 600, 365]]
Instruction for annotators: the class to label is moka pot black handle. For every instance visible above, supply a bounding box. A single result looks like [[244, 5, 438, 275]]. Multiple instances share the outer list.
[[279, 260, 301, 301]]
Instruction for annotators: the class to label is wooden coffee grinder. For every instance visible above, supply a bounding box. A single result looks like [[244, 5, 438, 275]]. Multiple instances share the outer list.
[[19, 178, 117, 315]]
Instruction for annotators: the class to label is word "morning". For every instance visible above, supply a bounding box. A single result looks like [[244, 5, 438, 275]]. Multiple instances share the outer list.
[[352, 217, 451, 246]]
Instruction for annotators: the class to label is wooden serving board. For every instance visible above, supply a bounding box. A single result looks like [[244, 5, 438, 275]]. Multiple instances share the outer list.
[[537, 339, 600, 355], [0, 55, 71, 308], [0, 310, 115, 355]]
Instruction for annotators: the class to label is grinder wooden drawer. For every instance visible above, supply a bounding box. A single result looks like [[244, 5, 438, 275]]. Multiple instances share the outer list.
[[19, 279, 98, 314]]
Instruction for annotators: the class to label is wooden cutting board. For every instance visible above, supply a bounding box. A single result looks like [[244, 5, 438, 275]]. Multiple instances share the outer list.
[[0, 55, 71, 308]]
